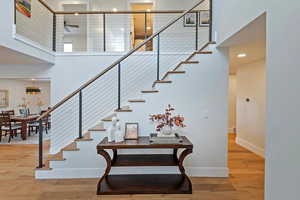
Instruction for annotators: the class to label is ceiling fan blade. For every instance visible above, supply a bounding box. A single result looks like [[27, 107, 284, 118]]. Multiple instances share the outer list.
[[64, 26, 71, 32], [67, 24, 79, 28]]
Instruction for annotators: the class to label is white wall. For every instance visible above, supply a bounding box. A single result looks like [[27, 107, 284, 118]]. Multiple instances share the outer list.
[[0, 64, 51, 79], [228, 75, 236, 133], [213, 0, 267, 45], [117, 46, 229, 177], [0, 79, 50, 114], [214, 0, 300, 199], [50, 52, 189, 153], [0, 0, 54, 63], [236, 59, 266, 157], [16, 0, 53, 50]]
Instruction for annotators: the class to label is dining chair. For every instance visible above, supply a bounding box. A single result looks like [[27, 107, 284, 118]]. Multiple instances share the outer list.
[[0, 113, 22, 143], [28, 112, 49, 135], [2, 110, 14, 116]]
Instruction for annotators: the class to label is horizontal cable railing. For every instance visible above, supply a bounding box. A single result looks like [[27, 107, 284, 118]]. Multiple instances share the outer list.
[[30, 0, 212, 168], [14, 0, 210, 53]]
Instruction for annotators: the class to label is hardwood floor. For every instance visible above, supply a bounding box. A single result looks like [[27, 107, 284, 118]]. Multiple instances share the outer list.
[[0, 134, 264, 200]]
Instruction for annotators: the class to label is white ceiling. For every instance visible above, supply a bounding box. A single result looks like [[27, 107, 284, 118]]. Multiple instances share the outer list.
[[0, 46, 49, 65], [221, 13, 266, 75]]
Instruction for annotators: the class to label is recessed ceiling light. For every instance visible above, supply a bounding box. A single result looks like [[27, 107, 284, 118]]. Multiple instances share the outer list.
[[146, 26, 151, 30], [237, 53, 247, 58], [31, 79, 36, 81], [74, 12, 79, 16], [112, 8, 118, 12], [146, 9, 151, 12]]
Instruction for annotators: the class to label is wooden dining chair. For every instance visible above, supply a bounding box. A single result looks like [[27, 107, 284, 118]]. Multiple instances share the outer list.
[[0, 113, 21, 143], [28, 113, 49, 135], [2, 110, 14, 116]]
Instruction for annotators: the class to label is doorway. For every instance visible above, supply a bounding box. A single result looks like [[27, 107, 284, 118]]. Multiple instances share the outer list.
[[224, 13, 267, 200], [130, 3, 153, 51]]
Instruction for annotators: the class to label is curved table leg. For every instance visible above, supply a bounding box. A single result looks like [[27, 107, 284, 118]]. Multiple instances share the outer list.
[[97, 149, 112, 195], [178, 148, 193, 193]]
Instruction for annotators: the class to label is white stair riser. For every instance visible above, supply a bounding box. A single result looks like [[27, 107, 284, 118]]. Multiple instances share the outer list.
[[89, 131, 107, 141]]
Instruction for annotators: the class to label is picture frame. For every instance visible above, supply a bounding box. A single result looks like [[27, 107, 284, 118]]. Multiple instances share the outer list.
[[199, 10, 210, 27], [125, 123, 139, 140], [16, 0, 32, 18], [0, 90, 9, 108], [183, 12, 197, 27]]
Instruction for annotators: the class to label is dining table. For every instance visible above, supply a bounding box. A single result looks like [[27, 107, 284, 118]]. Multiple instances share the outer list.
[[11, 115, 39, 140]]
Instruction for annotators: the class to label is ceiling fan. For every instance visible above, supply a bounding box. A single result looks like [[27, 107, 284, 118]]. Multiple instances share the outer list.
[[64, 21, 79, 32]]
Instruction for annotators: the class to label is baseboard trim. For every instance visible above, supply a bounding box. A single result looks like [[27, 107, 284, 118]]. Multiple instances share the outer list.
[[35, 166, 228, 179], [236, 137, 265, 158]]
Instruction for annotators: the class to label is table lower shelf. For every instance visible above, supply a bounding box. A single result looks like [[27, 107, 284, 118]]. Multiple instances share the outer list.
[[98, 174, 192, 195]]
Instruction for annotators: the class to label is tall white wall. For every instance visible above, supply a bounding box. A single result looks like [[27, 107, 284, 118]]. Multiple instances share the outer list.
[[228, 75, 236, 133], [0, 79, 50, 114], [236, 59, 266, 157], [0, 0, 54, 63], [117, 46, 229, 177], [0, 64, 51, 79], [16, 0, 53, 50], [214, 0, 300, 199], [50, 52, 189, 153]]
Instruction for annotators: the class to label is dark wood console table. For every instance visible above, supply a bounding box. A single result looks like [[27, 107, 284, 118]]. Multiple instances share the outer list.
[[96, 136, 193, 195]]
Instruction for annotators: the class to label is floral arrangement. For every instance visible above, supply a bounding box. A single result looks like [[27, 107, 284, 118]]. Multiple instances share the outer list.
[[18, 97, 29, 108], [149, 104, 186, 132], [36, 98, 44, 107]]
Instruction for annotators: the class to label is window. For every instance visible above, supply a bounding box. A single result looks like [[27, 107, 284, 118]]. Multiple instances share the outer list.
[[64, 43, 73, 52]]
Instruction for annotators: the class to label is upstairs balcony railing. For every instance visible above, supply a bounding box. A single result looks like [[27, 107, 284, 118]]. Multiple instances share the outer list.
[[14, 0, 212, 53], [15, 0, 213, 169]]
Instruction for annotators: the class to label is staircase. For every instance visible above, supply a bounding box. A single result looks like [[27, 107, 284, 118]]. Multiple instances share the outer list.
[[35, 0, 219, 179]]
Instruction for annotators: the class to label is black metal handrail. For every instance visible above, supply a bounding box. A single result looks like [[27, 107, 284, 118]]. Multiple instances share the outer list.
[[35, 0, 212, 168]]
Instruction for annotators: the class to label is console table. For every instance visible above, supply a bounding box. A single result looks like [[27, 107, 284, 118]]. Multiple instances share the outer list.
[[96, 136, 193, 195]]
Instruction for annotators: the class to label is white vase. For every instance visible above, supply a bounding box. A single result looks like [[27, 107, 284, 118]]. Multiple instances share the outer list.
[[159, 126, 175, 137], [115, 122, 124, 143], [108, 126, 116, 142]]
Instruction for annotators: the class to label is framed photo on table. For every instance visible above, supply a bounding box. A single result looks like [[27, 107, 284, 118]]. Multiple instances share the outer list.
[[125, 123, 139, 140]]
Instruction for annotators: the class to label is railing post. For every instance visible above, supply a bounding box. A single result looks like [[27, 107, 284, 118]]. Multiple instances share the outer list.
[[157, 34, 160, 81], [209, 0, 213, 42], [37, 119, 44, 168], [78, 90, 83, 139], [52, 13, 56, 52], [118, 63, 121, 110], [14, 0, 16, 25], [196, 11, 199, 51], [144, 12, 147, 40], [103, 13, 106, 52]]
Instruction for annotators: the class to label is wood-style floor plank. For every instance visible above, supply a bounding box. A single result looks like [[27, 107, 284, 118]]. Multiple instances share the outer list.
[[0, 133, 264, 200]]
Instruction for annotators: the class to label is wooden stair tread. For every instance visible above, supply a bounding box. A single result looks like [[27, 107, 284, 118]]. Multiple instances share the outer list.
[[62, 142, 80, 151], [181, 61, 199, 64], [154, 80, 172, 84], [168, 71, 186, 74], [141, 90, 159, 93], [152, 80, 172, 88], [195, 51, 213, 54], [115, 109, 133, 112], [115, 107, 133, 112], [102, 114, 116, 122], [75, 132, 93, 141], [128, 99, 146, 103], [48, 151, 65, 161], [88, 124, 106, 131]]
